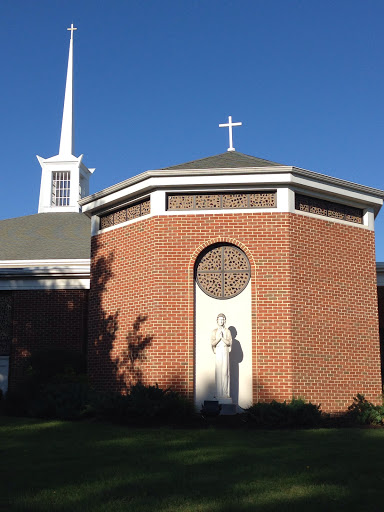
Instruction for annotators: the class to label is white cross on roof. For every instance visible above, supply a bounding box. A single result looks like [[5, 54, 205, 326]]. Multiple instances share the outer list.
[[219, 116, 242, 152]]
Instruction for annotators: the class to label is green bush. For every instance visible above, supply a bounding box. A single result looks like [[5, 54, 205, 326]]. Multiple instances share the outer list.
[[5, 349, 89, 419], [27, 374, 91, 421], [346, 394, 384, 425], [5, 374, 41, 416], [93, 382, 194, 424], [27, 349, 86, 385], [91, 391, 133, 422], [247, 398, 322, 428]]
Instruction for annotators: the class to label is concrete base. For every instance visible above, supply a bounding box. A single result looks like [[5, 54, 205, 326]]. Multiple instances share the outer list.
[[217, 397, 233, 405], [220, 403, 237, 415], [202, 399, 238, 416]]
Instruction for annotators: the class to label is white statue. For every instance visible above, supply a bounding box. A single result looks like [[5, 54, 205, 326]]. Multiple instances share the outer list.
[[211, 313, 232, 399]]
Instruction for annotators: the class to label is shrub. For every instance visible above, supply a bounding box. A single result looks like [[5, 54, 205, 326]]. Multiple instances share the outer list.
[[92, 391, 133, 422], [5, 349, 88, 419], [247, 398, 322, 428], [5, 374, 41, 416], [93, 382, 194, 424], [27, 374, 91, 421], [27, 349, 86, 385], [346, 394, 384, 425]]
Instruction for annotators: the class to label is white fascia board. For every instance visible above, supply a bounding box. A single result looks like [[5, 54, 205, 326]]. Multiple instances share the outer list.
[[80, 166, 297, 214], [79, 166, 289, 206], [0, 259, 90, 279], [80, 165, 384, 211], [81, 170, 292, 214], [0, 279, 90, 291], [81, 168, 384, 217], [0, 258, 90, 290]]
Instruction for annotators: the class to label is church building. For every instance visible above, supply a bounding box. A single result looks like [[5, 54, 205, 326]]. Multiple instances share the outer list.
[[0, 25, 92, 395], [0, 26, 383, 414]]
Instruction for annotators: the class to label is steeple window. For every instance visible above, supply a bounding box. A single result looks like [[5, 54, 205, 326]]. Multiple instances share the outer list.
[[52, 171, 71, 206]]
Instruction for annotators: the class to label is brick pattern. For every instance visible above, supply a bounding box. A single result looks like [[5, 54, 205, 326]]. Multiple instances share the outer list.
[[88, 212, 382, 413], [9, 289, 88, 390], [290, 216, 381, 410], [0, 292, 12, 355], [377, 287, 384, 386]]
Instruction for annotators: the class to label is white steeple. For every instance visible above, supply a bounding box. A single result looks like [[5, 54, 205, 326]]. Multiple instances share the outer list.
[[37, 24, 95, 214], [59, 23, 76, 157]]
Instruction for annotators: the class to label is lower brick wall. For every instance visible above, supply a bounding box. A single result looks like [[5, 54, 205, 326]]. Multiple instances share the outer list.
[[377, 286, 384, 387], [8, 289, 88, 390], [290, 216, 382, 411], [0, 292, 12, 355], [88, 212, 382, 413]]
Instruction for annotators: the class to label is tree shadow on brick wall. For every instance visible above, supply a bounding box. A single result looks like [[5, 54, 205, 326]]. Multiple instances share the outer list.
[[114, 315, 153, 387], [89, 237, 153, 394], [7, 288, 89, 394]]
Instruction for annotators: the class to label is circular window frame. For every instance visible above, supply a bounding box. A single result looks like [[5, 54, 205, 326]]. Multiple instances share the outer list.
[[195, 243, 251, 300]]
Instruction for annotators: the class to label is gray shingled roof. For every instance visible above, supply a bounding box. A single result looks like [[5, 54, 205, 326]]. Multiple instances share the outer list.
[[0, 213, 90, 260], [162, 151, 283, 170]]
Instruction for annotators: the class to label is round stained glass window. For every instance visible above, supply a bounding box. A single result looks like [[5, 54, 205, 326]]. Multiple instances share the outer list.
[[195, 243, 251, 300]]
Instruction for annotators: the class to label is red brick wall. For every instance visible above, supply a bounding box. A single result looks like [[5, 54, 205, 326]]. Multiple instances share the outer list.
[[9, 289, 88, 390], [0, 292, 12, 355], [88, 212, 382, 413], [376, 286, 384, 387], [290, 216, 382, 411]]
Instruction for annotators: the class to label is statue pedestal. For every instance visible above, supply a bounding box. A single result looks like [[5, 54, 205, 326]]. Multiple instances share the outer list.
[[217, 397, 233, 405], [220, 402, 237, 415], [216, 397, 237, 415], [202, 399, 237, 416]]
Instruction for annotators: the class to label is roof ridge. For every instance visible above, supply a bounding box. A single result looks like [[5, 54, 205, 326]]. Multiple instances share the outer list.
[[162, 151, 283, 170]]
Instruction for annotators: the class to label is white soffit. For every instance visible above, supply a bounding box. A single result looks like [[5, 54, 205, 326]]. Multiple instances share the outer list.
[[80, 166, 384, 216], [0, 259, 90, 290]]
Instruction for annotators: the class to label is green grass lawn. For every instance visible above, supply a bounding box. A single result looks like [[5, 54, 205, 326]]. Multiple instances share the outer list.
[[1, 417, 384, 512]]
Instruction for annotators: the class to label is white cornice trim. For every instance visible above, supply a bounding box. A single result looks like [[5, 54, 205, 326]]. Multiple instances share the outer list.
[[0, 279, 90, 290], [0, 258, 89, 270], [79, 165, 384, 209], [80, 167, 384, 222], [0, 257, 90, 290]]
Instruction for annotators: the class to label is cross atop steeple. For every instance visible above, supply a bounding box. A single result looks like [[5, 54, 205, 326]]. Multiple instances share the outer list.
[[67, 23, 77, 40]]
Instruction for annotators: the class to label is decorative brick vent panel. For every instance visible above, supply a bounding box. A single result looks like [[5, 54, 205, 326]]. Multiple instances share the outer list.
[[100, 198, 150, 230], [0, 293, 12, 355], [195, 244, 251, 299], [295, 194, 363, 224], [168, 191, 276, 210]]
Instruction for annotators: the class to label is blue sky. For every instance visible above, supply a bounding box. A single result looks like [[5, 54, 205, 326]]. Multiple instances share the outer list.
[[1, 1, 384, 258]]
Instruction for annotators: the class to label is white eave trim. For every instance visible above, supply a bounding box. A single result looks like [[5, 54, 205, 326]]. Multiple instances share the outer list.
[[79, 165, 384, 212], [0, 259, 90, 290], [80, 168, 384, 219]]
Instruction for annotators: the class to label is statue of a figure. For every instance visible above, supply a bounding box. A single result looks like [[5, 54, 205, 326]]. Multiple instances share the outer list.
[[211, 313, 232, 399]]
